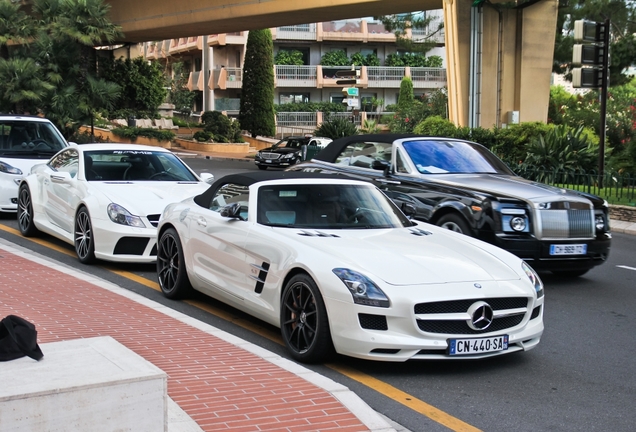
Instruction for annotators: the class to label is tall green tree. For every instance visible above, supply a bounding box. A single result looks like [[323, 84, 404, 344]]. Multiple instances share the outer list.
[[397, 76, 414, 111], [239, 29, 275, 137], [169, 61, 196, 116], [376, 11, 443, 54]]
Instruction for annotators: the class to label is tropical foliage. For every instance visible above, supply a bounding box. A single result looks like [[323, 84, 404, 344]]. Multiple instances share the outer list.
[[314, 116, 358, 139], [200, 110, 243, 143], [274, 49, 304, 66], [320, 49, 350, 66]]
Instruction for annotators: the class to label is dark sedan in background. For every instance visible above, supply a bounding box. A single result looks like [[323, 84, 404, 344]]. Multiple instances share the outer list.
[[288, 134, 611, 277], [254, 136, 332, 170]]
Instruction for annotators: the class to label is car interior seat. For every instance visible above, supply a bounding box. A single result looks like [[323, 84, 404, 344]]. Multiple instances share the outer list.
[[124, 156, 154, 180], [84, 155, 101, 180], [308, 194, 342, 225], [9, 126, 31, 148]]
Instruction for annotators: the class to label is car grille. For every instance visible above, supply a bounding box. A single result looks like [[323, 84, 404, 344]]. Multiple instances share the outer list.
[[260, 153, 281, 160], [537, 202, 594, 239], [414, 297, 529, 335], [147, 214, 161, 228]]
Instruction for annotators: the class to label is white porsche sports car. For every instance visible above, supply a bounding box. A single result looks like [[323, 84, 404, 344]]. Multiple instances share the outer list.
[[17, 143, 213, 264], [156, 171, 544, 363]]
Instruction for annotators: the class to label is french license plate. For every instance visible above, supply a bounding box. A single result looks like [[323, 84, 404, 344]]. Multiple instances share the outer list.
[[550, 244, 587, 255], [448, 335, 508, 356]]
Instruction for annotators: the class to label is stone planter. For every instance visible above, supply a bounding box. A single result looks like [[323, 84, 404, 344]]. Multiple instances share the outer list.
[[82, 127, 173, 149], [174, 138, 250, 155]]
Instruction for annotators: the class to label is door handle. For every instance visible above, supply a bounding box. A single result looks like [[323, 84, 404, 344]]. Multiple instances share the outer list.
[[375, 178, 401, 185], [196, 217, 207, 227]]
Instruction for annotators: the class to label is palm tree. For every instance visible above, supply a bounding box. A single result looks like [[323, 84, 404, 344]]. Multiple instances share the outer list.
[[0, 1, 36, 60], [0, 57, 54, 114]]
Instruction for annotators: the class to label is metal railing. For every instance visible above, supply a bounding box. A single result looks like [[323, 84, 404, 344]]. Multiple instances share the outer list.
[[327, 112, 362, 126], [275, 65, 317, 87], [367, 67, 406, 87], [521, 169, 636, 205], [225, 67, 242, 88], [410, 68, 447, 83], [276, 24, 317, 40], [276, 112, 317, 127]]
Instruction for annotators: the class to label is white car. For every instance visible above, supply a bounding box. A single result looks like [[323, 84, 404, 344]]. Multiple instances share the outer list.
[[156, 171, 544, 363], [17, 143, 213, 264], [0, 115, 69, 213]]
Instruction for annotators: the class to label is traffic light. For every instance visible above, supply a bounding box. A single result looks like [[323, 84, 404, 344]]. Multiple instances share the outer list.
[[335, 68, 360, 85], [571, 20, 608, 88]]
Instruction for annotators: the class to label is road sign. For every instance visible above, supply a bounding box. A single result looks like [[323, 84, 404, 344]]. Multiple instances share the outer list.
[[344, 98, 358, 107], [342, 87, 359, 97]]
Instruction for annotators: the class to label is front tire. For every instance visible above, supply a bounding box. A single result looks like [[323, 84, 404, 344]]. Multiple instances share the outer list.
[[17, 184, 39, 237], [74, 207, 95, 264], [280, 274, 334, 363], [157, 228, 193, 299], [436, 213, 472, 236]]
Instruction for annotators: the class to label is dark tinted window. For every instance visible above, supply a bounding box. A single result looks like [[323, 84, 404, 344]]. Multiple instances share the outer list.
[[0, 120, 67, 156]]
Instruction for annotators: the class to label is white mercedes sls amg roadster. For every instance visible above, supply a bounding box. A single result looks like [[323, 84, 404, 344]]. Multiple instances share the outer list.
[[156, 171, 544, 363]]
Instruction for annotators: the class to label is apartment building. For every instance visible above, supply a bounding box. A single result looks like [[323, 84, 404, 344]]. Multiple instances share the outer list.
[[139, 12, 447, 118]]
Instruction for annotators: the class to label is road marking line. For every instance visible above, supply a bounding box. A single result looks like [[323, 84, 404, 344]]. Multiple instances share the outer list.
[[617, 265, 636, 271], [329, 363, 482, 432], [2, 223, 482, 432]]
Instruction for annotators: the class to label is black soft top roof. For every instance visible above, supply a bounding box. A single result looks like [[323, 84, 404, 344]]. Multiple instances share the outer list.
[[193, 171, 351, 207], [313, 133, 419, 162]]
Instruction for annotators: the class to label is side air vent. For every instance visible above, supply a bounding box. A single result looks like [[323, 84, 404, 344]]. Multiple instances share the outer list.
[[409, 228, 432, 236], [359, 313, 388, 330], [297, 230, 340, 238], [249, 261, 271, 294]]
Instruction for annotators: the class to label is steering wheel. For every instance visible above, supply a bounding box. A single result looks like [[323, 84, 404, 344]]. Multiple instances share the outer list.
[[31, 139, 53, 149], [346, 207, 368, 223], [149, 171, 179, 180]]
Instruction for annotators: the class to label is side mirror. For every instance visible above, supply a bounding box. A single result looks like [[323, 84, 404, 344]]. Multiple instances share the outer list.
[[50, 171, 73, 183], [199, 172, 215, 184], [220, 202, 245, 220], [401, 202, 416, 218], [371, 159, 390, 171]]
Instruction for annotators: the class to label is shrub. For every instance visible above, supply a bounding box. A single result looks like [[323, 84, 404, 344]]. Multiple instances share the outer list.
[[69, 130, 108, 144], [359, 119, 381, 134], [274, 50, 304, 65], [111, 127, 176, 142], [201, 111, 243, 142], [320, 50, 350, 66], [275, 102, 346, 113], [413, 116, 458, 137], [193, 131, 213, 142], [397, 77, 414, 111], [314, 117, 358, 139]]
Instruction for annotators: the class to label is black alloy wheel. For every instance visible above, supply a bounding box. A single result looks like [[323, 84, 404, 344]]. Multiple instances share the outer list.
[[157, 228, 192, 299], [17, 184, 39, 237], [280, 274, 333, 363], [74, 207, 96, 264]]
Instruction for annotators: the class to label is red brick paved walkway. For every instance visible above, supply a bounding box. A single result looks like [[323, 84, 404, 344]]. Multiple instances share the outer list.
[[0, 245, 372, 432]]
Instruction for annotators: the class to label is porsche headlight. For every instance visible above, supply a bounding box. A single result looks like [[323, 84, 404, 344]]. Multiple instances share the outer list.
[[332, 268, 390, 307], [522, 262, 543, 298], [107, 203, 146, 228], [0, 161, 22, 175]]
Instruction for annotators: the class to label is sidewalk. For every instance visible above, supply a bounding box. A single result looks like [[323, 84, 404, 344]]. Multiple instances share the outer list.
[[0, 239, 396, 432]]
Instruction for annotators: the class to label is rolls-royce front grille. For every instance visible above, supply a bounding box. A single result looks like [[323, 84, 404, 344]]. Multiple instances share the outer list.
[[260, 153, 281, 160], [538, 202, 594, 239], [414, 297, 530, 335]]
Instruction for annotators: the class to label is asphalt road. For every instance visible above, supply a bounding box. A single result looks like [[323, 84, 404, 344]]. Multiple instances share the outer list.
[[1, 157, 634, 431]]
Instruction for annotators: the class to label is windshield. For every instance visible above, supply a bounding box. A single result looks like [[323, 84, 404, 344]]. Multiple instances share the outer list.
[[402, 139, 514, 175], [272, 138, 306, 150], [257, 183, 411, 229], [0, 120, 67, 156], [84, 149, 199, 182]]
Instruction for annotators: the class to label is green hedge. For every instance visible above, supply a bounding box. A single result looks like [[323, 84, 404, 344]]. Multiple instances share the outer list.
[[111, 127, 176, 142]]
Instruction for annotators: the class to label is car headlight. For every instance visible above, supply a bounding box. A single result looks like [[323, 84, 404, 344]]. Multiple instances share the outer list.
[[332, 268, 390, 307], [282, 153, 297, 159], [0, 161, 22, 175], [107, 203, 146, 228], [522, 262, 543, 298]]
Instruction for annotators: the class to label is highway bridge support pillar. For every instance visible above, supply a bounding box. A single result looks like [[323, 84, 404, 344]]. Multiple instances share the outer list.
[[443, 0, 559, 128]]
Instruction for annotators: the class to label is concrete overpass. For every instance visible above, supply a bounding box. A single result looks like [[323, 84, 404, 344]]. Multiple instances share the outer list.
[[105, 0, 559, 128]]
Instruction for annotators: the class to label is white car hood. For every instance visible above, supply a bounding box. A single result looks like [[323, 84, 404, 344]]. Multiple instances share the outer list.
[[0, 157, 48, 176], [286, 227, 520, 285], [92, 182, 209, 216]]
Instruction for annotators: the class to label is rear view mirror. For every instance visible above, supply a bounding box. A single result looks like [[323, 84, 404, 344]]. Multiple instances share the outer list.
[[199, 172, 214, 184], [220, 202, 245, 220], [371, 160, 390, 171], [401, 202, 416, 218]]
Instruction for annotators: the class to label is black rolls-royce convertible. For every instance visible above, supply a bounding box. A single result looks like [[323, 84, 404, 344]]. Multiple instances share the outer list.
[[287, 134, 611, 277]]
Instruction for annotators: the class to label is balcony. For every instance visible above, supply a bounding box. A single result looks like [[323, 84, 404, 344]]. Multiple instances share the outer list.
[[275, 66, 318, 87], [211, 67, 243, 89], [187, 71, 204, 91], [411, 68, 447, 89], [367, 67, 406, 88], [273, 24, 317, 41], [169, 37, 200, 54]]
